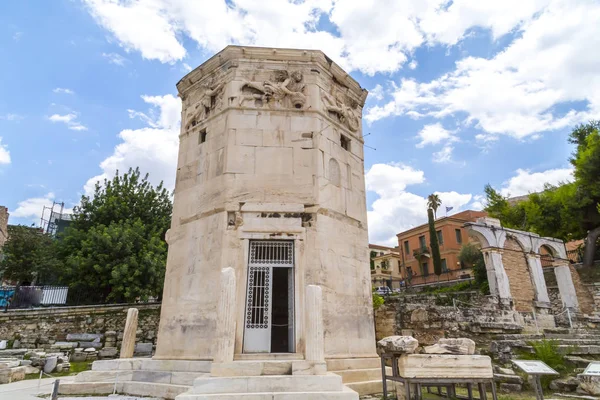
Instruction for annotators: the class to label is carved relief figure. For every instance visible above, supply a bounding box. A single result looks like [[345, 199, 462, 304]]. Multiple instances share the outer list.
[[185, 80, 225, 130], [321, 91, 361, 132], [239, 70, 306, 109]]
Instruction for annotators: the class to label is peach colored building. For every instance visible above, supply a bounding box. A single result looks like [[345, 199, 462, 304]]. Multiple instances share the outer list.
[[396, 210, 487, 286], [369, 244, 403, 289]]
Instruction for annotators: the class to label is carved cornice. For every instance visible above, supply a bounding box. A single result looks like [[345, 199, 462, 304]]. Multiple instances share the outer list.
[[177, 45, 368, 106]]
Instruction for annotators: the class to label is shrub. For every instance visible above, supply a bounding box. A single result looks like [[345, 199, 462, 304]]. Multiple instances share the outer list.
[[372, 292, 384, 310], [518, 340, 568, 389]]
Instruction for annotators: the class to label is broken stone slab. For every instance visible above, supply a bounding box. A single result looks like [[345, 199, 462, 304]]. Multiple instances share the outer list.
[[495, 366, 516, 375], [99, 347, 118, 359], [24, 365, 40, 374], [0, 349, 27, 356], [424, 338, 476, 355], [52, 342, 79, 349], [134, 343, 153, 356], [66, 333, 103, 342], [494, 373, 524, 385], [550, 377, 580, 392], [377, 336, 419, 354], [44, 356, 58, 374], [70, 352, 88, 362], [398, 354, 494, 379], [79, 341, 103, 349], [84, 347, 97, 352]]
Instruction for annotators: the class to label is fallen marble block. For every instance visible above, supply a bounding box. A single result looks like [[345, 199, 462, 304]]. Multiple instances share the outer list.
[[424, 338, 476, 355], [377, 336, 419, 354], [398, 354, 494, 379], [579, 374, 600, 395]]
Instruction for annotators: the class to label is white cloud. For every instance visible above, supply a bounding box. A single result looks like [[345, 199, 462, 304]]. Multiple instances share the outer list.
[[365, 162, 472, 245], [48, 113, 88, 131], [182, 63, 192, 72], [370, 84, 384, 101], [0, 137, 10, 164], [499, 167, 574, 197], [408, 60, 418, 70], [84, 94, 181, 196], [432, 145, 453, 163], [83, 0, 561, 76], [102, 52, 128, 66], [366, 0, 600, 140], [13, 32, 23, 41], [53, 88, 74, 95], [0, 114, 23, 121], [11, 192, 55, 222], [416, 123, 456, 147]]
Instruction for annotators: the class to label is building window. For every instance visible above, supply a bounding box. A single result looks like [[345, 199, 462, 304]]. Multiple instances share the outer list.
[[437, 230, 444, 245], [422, 261, 429, 276], [199, 129, 207, 144], [404, 240, 409, 254], [340, 134, 351, 151], [455, 229, 462, 244], [419, 235, 426, 249], [441, 258, 448, 272]]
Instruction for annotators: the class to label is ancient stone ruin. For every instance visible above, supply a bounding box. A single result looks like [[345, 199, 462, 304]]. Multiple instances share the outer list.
[[60, 45, 378, 399]]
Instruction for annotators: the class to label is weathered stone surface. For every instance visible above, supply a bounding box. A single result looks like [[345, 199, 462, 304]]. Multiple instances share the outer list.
[[84, 347, 97, 352], [499, 383, 522, 393], [53, 341, 79, 349], [24, 365, 40, 374], [55, 364, 64, 373], [495, 366, 516, 375], [580, 375, 600, 395], [43, 356, 58, 373], [99, 347, 118, 359], [120, 308, 139, 358], [134, 342, 153, 356], [377, 336, 419, 354], [424, 338, 476, 355], [66, 333, 103, 342], [550, 377, 580, 392], [494, 373, 523, 385], [79, 341, 103, 349], [398, 354, 494, 379]]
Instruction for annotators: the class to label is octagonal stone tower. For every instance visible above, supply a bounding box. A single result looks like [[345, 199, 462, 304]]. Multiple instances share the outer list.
[[155, 46, 376, 365]]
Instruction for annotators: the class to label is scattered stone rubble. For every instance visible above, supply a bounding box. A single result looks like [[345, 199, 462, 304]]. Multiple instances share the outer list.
[[0, 329, 155, 385]]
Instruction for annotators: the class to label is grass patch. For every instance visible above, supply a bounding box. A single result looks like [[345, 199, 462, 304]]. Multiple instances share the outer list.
[[23, 360, 92, 380]]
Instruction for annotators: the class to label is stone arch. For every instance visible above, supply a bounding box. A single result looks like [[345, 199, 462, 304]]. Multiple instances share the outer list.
[[328, 158, 341, 186], [502, 235, 536, 311], [539, 244, 556, 269], [464, 222, 506, 249], [533, 238, 567, 259]]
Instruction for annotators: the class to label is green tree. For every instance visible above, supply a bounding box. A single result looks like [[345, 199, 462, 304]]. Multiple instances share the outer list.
[[458, 243, 487, 287], [428, 208, 442, 277], [57, 168, 172, 303], [484, 121, 600, 268], [427, 193, 442, 218], [0, 225, 58, 285]]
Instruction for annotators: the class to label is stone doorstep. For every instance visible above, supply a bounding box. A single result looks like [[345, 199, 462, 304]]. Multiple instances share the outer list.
[[344, 380, 384, 396], [176, 386, 359, 400], [75, 370, 208, 386], [190, 374, 344, 394]]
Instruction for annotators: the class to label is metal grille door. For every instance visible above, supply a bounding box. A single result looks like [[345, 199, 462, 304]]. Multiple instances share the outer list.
[[243, 241, 293, 353]]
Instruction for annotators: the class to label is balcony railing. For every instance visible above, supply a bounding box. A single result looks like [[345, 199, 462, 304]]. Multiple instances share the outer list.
[[412, 246, 431, 258]]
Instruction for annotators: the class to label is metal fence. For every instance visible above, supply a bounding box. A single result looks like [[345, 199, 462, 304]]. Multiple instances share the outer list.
[[1, 286, 68, 310]]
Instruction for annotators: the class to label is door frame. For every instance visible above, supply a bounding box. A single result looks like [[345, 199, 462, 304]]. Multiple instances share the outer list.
[[234, 230, 305, 357], [242, 240, 295, 353]]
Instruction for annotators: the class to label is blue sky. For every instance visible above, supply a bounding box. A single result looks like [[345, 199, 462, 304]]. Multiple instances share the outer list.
[[1, 0, 598, 246]]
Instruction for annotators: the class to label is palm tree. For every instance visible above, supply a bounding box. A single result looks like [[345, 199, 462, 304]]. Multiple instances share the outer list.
[[427, 193, 442, 218]]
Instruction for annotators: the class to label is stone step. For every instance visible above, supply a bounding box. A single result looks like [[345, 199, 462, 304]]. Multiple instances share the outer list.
[[345, 380, 384, 396], [58, 381, 190, 399], [75, 369, 208, 386], [91, 358, 211, 373], [190, 374, 343, 394], [326, 358, 380, 371], [332, 368, 388, 383], [177, 386, 359, 400]]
